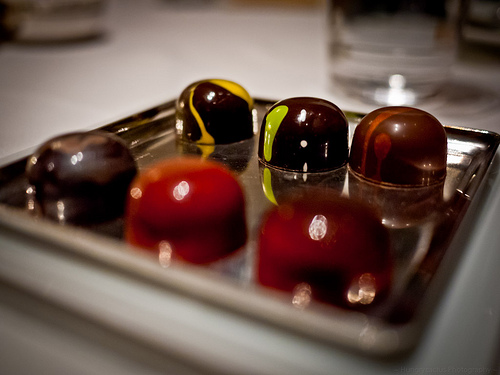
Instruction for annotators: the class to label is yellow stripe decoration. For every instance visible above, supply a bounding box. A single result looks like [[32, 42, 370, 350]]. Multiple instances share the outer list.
[[197, 144, 215, 160], [189, 87, 215, 145], [209, 79, 253, 109]]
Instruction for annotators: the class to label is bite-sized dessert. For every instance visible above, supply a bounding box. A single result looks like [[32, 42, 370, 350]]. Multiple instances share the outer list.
[[125, 157, 247, 264], [25, 131, 137, 224], [258, 97, 349, 173], [349, 106, 447, 186], [257, 192, 392, 309], [175, 79, 255, 145]]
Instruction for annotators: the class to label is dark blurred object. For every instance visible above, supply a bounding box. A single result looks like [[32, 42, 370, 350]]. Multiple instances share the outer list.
[[463, 0, 500, 47], [468, 0, 500, 27], [0, 0, 106, 43], [0, 1, 17, 41]]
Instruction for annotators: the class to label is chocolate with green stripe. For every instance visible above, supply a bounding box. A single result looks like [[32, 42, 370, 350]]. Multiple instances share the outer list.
[[258, 97, 348, 172], [175, 79, 255, 145]]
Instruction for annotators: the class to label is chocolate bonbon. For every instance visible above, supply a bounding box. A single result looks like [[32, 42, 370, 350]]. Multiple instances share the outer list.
[[175, 79, 255, 145], [125, 157, 247, 264], [349, 106, 447, 186], [257, 193, 392, 309], [258, 97, 349, 172], [25, 131, 137, 224]]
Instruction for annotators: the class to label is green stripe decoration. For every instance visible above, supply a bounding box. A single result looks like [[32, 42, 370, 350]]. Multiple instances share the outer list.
[[263, 105, 288, 162], [262, 167, 278, 205]]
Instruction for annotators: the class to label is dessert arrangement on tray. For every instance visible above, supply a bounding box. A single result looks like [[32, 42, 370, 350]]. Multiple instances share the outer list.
[[0, 78, 499, 356]]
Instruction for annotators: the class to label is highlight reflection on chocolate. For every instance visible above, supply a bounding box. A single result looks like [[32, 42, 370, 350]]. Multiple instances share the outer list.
[[258, 161, 346, 205], [349, 106, 447, 186]]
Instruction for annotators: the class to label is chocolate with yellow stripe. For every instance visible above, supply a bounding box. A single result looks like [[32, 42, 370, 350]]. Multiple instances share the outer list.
[[175, 79, 254, 145]]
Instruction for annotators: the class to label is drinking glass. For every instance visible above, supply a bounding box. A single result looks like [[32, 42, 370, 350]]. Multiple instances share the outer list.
[[327, 0, 467, 105]]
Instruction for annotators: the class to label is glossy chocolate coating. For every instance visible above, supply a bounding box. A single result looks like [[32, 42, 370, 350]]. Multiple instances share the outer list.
[[258, 97, 349, 172], [257, 193, 392, 309], [176, 79, 255, 144], [26, 131, 137, 224], [349, 106, 447, 186], [125, 157, 247, 264]]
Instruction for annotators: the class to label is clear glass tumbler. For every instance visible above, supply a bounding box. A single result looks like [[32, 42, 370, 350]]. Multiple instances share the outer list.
[[328, 0, 467, 105]]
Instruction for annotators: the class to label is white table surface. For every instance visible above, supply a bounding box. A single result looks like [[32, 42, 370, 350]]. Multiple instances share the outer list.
[[1, 1, 500, 374]]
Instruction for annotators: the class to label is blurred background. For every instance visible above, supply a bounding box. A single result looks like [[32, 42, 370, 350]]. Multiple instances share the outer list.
[[0, 0, 499, 162]]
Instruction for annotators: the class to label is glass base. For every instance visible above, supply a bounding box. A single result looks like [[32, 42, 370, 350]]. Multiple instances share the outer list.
[[331, 73, 445, 106]]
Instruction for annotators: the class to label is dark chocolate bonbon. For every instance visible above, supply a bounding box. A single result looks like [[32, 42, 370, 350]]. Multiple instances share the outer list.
[[258, 97, 349, 172], [26, 131, 137, 224], [176, 79, 255, 145]]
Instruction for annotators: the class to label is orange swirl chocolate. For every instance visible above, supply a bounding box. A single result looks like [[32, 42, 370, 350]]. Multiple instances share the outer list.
[[175, 79, 255, 145], [349, 107, 447, 186], [258, 97, 349, 172]]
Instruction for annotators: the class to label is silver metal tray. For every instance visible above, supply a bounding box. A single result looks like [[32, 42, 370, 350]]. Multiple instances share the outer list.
[[0, 98, 499, 357]]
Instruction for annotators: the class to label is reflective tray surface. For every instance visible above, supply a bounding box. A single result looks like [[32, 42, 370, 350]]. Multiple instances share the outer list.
[[0, 98, 498, 357]]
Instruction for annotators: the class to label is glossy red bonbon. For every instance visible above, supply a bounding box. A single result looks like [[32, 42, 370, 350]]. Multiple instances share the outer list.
[[257, 193, 392, 309], [125, 157, 247, 264]]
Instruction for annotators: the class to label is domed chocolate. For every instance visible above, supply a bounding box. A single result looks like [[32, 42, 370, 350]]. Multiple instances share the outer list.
[[257, 193, 392, 309], [125, 157, 247, 265], [258, 97, 349, 172], [349, 107, 447, 186], [26, 131, 137, 224], [175, 79, 255, 144]]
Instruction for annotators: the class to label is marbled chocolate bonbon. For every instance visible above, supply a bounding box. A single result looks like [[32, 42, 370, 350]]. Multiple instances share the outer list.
[[176, 79, 255, 145], [257, 193, 392, 309], [258, 97, 349, 172], [26, 131, 137, 224], [349, 107, 447, 186], [125, 157, 247, 265]]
